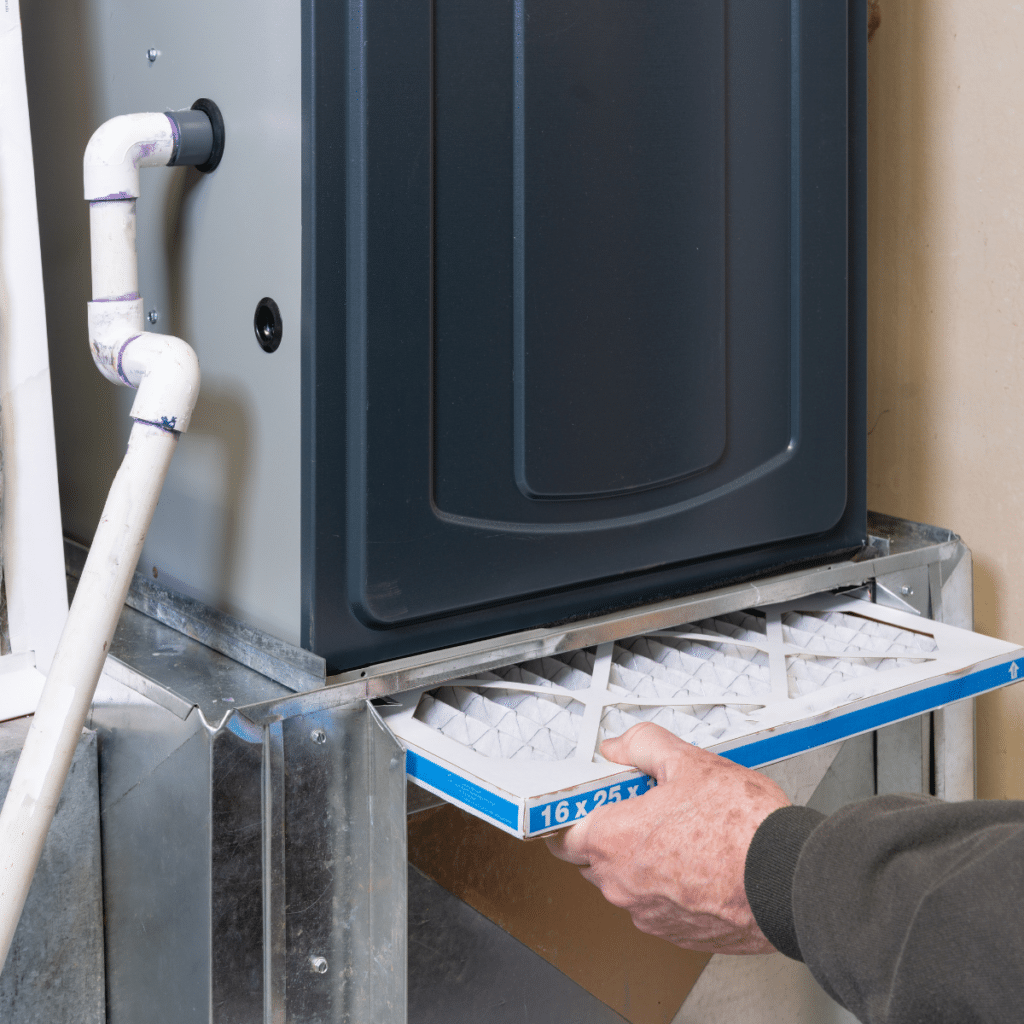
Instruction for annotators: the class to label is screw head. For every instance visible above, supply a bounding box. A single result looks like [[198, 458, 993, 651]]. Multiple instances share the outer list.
[[147, 48, 160, 63], [901, 585, 912, 596], [310, 728, 327, 745], [146, 309, 159, 325], [309, 955, 328, 974]]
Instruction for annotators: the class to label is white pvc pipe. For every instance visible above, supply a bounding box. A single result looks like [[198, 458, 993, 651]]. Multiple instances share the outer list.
[[0, 422, 179, 964], [0, 109, 200, 972], [89, 199, 139, 299]]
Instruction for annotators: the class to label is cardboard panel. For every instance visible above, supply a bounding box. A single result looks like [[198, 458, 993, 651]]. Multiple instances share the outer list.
[[408, 804, 710, 1024]]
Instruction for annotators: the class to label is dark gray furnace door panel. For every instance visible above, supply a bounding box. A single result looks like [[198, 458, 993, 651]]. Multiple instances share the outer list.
[[509, 2, 726, 500], [302, 0, 867, 669]]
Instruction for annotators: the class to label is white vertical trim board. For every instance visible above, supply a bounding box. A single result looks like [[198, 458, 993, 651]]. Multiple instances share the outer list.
[[0, 0, 70, 675]]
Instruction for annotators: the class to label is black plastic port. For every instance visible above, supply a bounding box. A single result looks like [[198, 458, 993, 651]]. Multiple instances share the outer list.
[[254, 297, 283, 353]]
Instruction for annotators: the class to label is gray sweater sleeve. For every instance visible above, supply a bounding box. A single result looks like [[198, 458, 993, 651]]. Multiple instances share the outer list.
[[744, 795, 1024, 1024]]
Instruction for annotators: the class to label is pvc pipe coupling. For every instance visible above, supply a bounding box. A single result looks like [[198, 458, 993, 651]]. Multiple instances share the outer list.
[[167, 100, 225, 174]]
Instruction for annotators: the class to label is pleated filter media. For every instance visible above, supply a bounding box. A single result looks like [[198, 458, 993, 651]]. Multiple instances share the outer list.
[[379, 594, 1024, 837]]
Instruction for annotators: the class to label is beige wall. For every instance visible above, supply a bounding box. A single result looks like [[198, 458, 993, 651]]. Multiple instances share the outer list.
[[867, 1, 1024, 798]]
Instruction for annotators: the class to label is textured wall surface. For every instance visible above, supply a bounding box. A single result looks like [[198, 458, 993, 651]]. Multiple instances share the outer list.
[[866, 1, 1024, 798]]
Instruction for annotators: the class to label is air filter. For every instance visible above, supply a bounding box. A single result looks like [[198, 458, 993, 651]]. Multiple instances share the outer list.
[[380, 594, 1023, 837]]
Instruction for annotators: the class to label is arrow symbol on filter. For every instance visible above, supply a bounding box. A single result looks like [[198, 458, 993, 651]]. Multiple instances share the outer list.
[[1010, 662, 1020, 681]]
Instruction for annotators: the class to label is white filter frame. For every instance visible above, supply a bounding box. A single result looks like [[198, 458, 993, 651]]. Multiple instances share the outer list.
[[381, 594, 1024, 838]]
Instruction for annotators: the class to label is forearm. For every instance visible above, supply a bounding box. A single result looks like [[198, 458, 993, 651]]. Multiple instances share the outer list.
[[745, 795, 1024, 1024]]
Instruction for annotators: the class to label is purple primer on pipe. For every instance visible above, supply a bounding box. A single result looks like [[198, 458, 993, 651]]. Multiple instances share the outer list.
[[116, 335, 142, 387], [166, 114, 180, 164], [90, 192, 135, 202], [135, 141, 161, 161]]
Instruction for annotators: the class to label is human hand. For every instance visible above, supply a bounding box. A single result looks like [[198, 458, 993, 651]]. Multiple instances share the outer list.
[[545, 722, 790, 953]]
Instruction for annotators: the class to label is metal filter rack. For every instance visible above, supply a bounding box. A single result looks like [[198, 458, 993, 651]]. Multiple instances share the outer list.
[[84, 513, 984, 1023]]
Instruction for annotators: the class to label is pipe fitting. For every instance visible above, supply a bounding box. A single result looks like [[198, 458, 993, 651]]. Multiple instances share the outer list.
[[167, 100, 224, 173], [86, 302, 199, 432], [120, 333, 201, 434], [87, 297, 143, 386], [83, 112, 175, 201]]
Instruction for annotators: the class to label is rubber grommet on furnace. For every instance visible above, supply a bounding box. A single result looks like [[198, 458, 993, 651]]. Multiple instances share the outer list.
[[190, 98, 225, 174], [254, 297, 283, 353]]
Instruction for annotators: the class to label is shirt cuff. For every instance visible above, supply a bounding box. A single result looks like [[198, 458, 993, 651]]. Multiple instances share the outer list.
[[744, 805, 826, 961]]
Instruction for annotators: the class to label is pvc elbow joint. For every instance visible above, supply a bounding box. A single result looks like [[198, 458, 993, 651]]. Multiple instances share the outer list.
[[83, 112, 175, 201], [122, 333, 201, 434], [86, 302, 201, 434]]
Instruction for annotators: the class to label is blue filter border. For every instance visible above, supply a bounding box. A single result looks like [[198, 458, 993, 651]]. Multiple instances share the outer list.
[[406, 749, 520, 830], [721, 657, 1022, 769]]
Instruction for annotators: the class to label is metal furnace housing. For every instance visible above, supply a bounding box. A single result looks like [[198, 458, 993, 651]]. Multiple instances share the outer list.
[[25, 0, 867, 672]]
